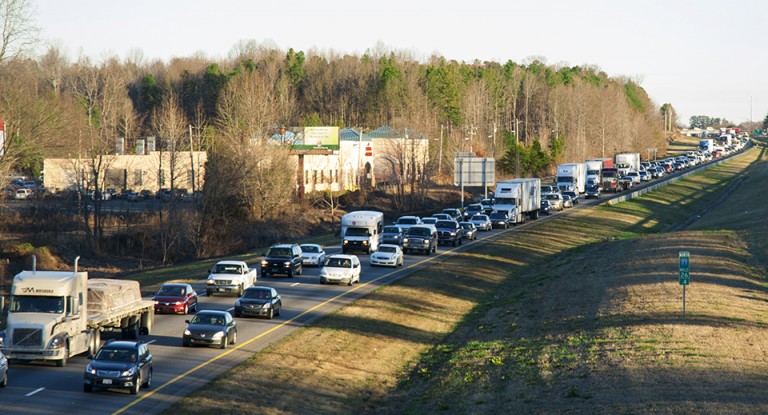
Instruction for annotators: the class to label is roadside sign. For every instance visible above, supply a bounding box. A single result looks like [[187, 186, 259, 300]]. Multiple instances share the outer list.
[[679, 251, 689, 286]]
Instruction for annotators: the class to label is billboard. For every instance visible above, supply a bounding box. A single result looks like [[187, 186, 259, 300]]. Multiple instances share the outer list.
[[454, 157, 495, 186], [271, 126, 340, 151]]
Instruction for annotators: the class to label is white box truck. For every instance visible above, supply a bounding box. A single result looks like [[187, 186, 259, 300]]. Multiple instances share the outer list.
[[0, 257, 154, 367], [341, 210, 384, 254], [556, 163, 586, 194], [493, 178, 541, 224], [615, 153, 640, 176], [699, 138, 714, 152]]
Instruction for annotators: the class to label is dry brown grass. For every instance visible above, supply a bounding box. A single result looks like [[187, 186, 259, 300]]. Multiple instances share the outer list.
[[166, 147, 768, 414]]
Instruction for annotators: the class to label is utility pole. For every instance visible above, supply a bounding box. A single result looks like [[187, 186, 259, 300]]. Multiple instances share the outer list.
[[438, 124, 444, 175], [188, 125, 195, 193]]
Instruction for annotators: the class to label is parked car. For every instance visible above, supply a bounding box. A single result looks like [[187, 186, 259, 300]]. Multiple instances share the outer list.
[[403, 225, 438, 255], [435, 220, 464, 246], [299, 244, 326, 267], [459, 222, 478, 241], [370, 244, 404, 267], [234, 286, 282, 319], [489, 212, 510, 229], [585, 184, 601, 199], [183, 310, 237, 349], [561, 191, 579, 205], [562, 194, 574, 209], [540, 200, 553, 215], [469, 214, 492, 231], [83, 340, 153, 395], [543, 193, 564, 211], [395, 216, 421, 231], [319, 254, 361, 285], [381, 225, 405, 246], [261, 244, 303, 277], [0, 350, 7, 388], [153, 283, 198, 314]]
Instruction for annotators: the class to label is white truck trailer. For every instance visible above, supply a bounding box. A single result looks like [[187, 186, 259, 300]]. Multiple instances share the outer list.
[[205, 260, 257, 297], [555, 163, 587, 194], [0, 257, 154, 367], [615, 153, 641, 176], [341, 210, 384, 254], [493, 178, 541, 224]]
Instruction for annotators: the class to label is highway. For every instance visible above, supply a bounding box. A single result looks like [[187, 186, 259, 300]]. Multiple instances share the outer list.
[[0, 148, 744, 415]]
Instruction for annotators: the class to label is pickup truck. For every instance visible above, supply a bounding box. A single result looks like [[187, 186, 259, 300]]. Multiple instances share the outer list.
[[435, 220, 464, 247], [206, 260, 257, 297]]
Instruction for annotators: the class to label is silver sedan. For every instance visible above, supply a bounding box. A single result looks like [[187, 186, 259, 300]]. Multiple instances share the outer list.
[[469, 214, 492, 231]]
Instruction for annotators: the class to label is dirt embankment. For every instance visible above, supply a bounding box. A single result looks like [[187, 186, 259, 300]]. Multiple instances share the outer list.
[[167, 147, 768, 414]]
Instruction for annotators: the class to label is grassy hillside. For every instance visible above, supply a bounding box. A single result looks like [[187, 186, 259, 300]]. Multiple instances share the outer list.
[[165, 146, 767, 414]]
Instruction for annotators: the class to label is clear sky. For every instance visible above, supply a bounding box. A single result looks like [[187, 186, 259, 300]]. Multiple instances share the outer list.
[[33, 0, 767, 127]]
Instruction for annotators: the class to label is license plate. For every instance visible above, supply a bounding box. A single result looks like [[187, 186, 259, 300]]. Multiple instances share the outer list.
[[102, 379, 112, 385]]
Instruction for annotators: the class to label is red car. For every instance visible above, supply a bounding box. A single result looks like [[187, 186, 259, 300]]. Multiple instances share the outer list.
[[153, 283, 198, 314]]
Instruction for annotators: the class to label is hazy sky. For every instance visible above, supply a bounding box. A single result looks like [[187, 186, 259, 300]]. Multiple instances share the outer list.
[[34, 0, 766, 126]]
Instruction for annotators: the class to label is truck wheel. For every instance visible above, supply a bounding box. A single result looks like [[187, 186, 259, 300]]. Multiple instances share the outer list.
[[56, 346, 68, 367]]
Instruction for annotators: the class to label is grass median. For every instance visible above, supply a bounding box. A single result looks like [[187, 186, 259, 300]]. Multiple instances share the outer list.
[[165, 147, 768, 414]]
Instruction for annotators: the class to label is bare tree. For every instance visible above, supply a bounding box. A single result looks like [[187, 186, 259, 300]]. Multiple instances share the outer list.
[[0, 0, 38, 63]]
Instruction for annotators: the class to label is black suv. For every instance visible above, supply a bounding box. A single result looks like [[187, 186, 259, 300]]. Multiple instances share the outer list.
[[403, 225, 437, 255], [83, 340, 153, 395], [261, 244, 303, 278], [435, 220, 464, 246]]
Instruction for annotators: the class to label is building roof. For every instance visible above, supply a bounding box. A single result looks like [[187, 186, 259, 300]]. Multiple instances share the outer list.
[[368, 125, 402, 139], [340, 128, 371, 142]]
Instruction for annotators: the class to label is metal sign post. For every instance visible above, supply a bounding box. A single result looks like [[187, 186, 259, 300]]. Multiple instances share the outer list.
[[679, 251, 690, 318]]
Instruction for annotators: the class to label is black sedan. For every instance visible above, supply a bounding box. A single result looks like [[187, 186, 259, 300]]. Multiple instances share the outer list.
[[234, 286, 282, 319], [83, 340, 153, 395], [183, 310, 237, 349]]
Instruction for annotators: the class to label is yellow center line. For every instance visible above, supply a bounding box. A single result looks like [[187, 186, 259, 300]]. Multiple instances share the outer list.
[[112, 254, 440, 415]]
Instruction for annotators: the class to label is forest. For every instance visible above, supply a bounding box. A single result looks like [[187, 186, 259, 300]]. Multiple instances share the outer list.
[[0, 1, 675, 264]]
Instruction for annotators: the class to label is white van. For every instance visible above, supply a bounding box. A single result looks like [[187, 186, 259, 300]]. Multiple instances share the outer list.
[[341, 211, 384, 254]]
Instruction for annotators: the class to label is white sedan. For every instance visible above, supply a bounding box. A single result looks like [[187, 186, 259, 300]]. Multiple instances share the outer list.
[[300, 244, 326, 267], [319, 254, 361, 286], [370, 244, 404, 267]]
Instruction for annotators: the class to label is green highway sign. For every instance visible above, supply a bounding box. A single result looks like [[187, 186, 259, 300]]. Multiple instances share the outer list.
[[679, 251, 690, 286]]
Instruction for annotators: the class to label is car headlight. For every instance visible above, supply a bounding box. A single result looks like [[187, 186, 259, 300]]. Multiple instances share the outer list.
[[184, 329, 191, 336], [86, 363, 97, 374], [211, 331, 225, 339], [120, 366, 136, 377], [262, 303, 272, 309], [261, 260, 268, 266], [403, 238, 409, 244], [343, 240, 349, 245], [0, 330, 5, 348], [362, 241, 369, 246], [174, 301, 184, 305], [47, 333, 67, 349], [207, 278, 215, 285], [450, 232, 456, 236], [283, 261, 291, 267]]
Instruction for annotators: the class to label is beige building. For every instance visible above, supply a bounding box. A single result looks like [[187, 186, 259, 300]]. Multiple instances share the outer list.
[[43, 151, 207, 193]]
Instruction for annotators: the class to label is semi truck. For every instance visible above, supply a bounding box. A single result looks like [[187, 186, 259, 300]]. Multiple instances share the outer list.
[[585, 158, 614, 188], [699, 138, 714, 153], [555, 163, 586, 194], [615, 153, 640, 176], [0, 257, 154, 367], [493, 178, 541, 224], [341, 210, 384, 254], [600, 167, 621, 193]]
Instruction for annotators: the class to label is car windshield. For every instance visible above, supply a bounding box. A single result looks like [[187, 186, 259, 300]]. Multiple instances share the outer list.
[[545, 194, 560, 201], [95, 348, 137, 363], [490, 213, 507, 219], [397, 218, 418, 224], [157, 285, 186, 296], [466, 205, 481, 212], [345, 227, 370, 236], [243, 289, 272, 299], [435, 221, 455, 228], [267, 247, 292, 258], [471, 215, 487, 221], [383, 226, 400, 234], [301, 245, 319, 253], [213, 264, 244, 273], [10, 296, 65, 314], [421, 218, 437, 224], [460, 223, 474, 230], [408, 227, 432, 236], [191, 314, 226, 326], [378, 246, 397, 253], [325, 257, 352, 268]]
